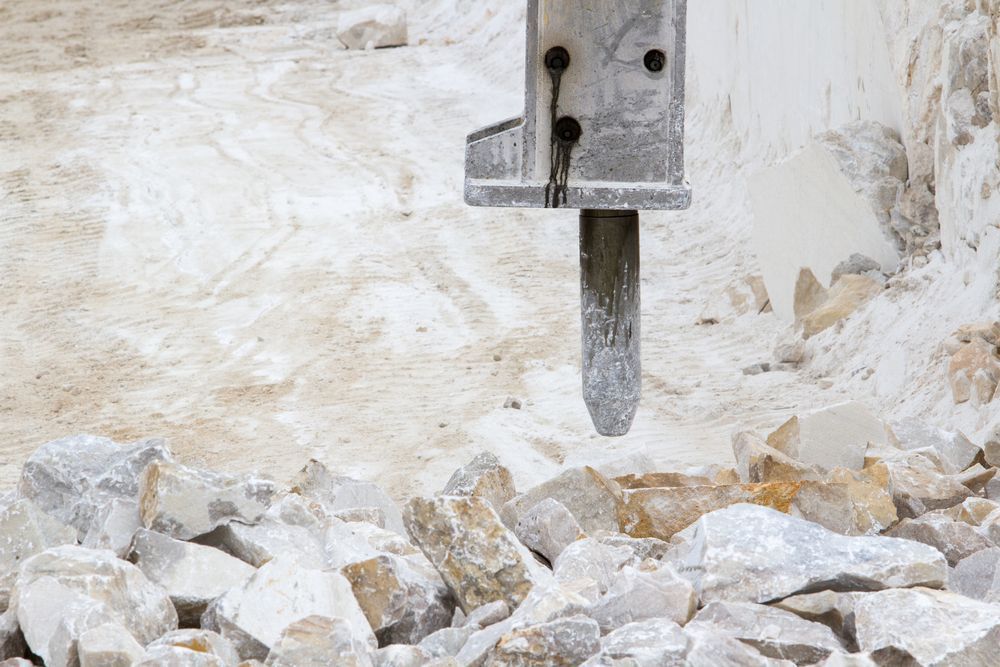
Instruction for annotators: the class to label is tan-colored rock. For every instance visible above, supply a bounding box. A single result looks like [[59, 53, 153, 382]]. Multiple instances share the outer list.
[[954, 322, 1000, 346], [490, 615, 600, 667], [948, 337, 1000, 404], [514, 498, 585, 563], [204, 554, 375, 660], [883, 459, 976, 518], [129, 528, 257, 626], [336, 5, 408, 50], [801, 275, 882, 338], [404, 496, 548, 614], [941, 497, 1000, 526], [732, 431, 822, 483], [500, 467, 623, 534], [972, 368, 999, 407], [77, 623, 145, 667], [442, 453, 517, 513], [793, 267, 829, 321], [767, 402, 886, 471], [823, 464, 898, 535], [139, 461, 275, 540], [342, 553, 453, 645], [264, 616, 374, 667], [614, 468, 738, 489], [888, 514, 994, 566]]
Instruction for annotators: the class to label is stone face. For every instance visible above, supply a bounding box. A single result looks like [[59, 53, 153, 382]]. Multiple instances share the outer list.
[[792, 268, 829, 321], [889, 420, 981, 474], [404, 496, 547, 614], [767, 402, 885, 471], [324, 520, 420, 569], [77, 623, 145, 667], [801, 275, 883, 338], [854, 588, 1000, 664], [673, 504, 947, 604], [18, 434, 172, 537], [489, 615, 600, 667], [374, 645, 432, 667], [883, 459, 975, 519], [500, 467, 623, 534], [464, 600, 509, 629], [264, 616, 374, 667], [684, 624, 793, 667], [513, 498, 585, 563], [732, 431, 822, 484], [418, 625, 475, 658], [888, 514, 994, 566], [82, 498, 142, 558], [587, 559, 696, 632], [442, 453, 517, 513], [687, 601, 845, 665], [580, 619, 687, 666], [16, 546, 177, 665], [292, 460, 406, 536], [823, 464, 898, 535], [948, 338, 1000, 404], [951, 547, 1000, 603], [749, 121, 904, 322], [139, 461, 275, 540], [771, 591, 866, 645], [129, 528, 257, 626], [342, 553, 454, 646], [336, 4, 407, 50], [0, 498, 77, 607], [205, 554, 375, 660], [207, 515, 328, 570]]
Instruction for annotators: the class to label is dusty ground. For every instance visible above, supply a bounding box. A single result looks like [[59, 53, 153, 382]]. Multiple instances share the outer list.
[[0, 0, 842, 498]]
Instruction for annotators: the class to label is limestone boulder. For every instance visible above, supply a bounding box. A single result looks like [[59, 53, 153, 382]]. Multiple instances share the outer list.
[[771, 590, 866, 647], [144, 629, 240, 665], [77, 623, 144, 667], [16, 546, 177, 666], [292, 460, 406, 536], [889, 420, 981, 473], [854, 588, 1000, 664], [336, 5, 407, 50], [579, 619, 687, 666], [500, 467, 623, 534], [418, 625, 475, 658], [129, 528, 256, 626], [489, 615, 600, 667], [766, 402, 886, 471], [442, 453, 517, 513], [139, 461, 274, 540], [203, 554, 375, 660], [948, 338, 1000, 404], [0, 499, 77, 608], [0, 608, 25, 662], [671, 504, 946, 604], [731, 431, 821, 484], [81, 498, 142, 558], [883, 458, 976, 519], [801, 275, 883, 338], [951, 547, 1000, 603], [552, 539, 636, 595], [374, 645, 432, 667], [18, 435, 171, 538], [687, 601, 846, 665], [513, 498, 585, 563], [888, 514, 994, 566], [264, 616, 374, 667], [404, 495, 548, 614], [587, 559, 696, 632], [341, 553, 454, 646]]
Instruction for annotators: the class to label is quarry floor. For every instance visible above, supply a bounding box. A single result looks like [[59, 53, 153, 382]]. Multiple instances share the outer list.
[[0, 0, 847, 498]]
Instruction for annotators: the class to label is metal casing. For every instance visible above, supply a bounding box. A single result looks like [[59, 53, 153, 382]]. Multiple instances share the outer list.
[[465, 0, 690, 210]]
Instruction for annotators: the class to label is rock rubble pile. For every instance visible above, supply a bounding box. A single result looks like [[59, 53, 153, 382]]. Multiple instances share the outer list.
[[1, 418, 1000, 665]]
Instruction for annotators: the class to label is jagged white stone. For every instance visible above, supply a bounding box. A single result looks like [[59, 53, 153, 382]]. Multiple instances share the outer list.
[[673, 504, 947, 604], [336, 5, 408, 50], [292, 460, 406, 535], [588, 560, 696, 632], [553, 538, 636, 594], [129, 528, 256, 625], [500, 467, 623, 534], [203, 554, 375, 661], [82, 498, 142, 558], [145, 628, 241, 665], [442, 453, 517, 513], [139, 461, 275, 540], [77, 623, 144, 667], [264, 616, 374, 667], [514, 498, 585, 563], [491, 615, 600, 666], [0, 498, 76, 608]]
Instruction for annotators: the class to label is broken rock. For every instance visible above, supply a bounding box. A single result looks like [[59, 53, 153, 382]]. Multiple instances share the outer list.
[[732, 431, 822, 483], [501, 467, 623, 534], [130, 528, 257, 626], [77, 623, 144, 667], [0, 498, 77, 608], [951, 547, 1000, 603], [404, 495, 547, 614], [854, 588, 1000, 664], [553, 538, 635, 595], [342, 553, 454, 646], [672, 504, 946, 604], [687, 601, 845, 665], [0, 608, 25, 662], [146, 628, 241, 665], [442, 453, 517, 514], [264, 616, 374, 667], [948, 337, 1000, 404], [888, 420, 981, 474], [81, 498, 142, 558], [580, 619, 687, 666], [292, 460, 406, 535], [801, 275, 882, 338], [337, 5, 408, 50], [767, 402, 886, 470], [490, 615, 600, 667], [513, 498, 585, 564], [139, 461, 274, 540], [204, 554, 375, 660], [888, 513, 994, 566], [587, 559, 696, 632]]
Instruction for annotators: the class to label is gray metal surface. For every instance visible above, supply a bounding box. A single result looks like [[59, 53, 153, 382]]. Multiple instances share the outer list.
[[580, 210, 641, 436], [465, 0, 690, 210]]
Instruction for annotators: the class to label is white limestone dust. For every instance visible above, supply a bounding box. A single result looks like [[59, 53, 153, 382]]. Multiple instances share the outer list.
[[0, 0, 997, 499]]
